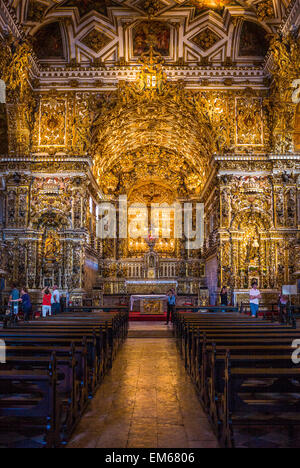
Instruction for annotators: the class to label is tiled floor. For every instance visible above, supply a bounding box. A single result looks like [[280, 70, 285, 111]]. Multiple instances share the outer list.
[[68, 333, 219, 448]]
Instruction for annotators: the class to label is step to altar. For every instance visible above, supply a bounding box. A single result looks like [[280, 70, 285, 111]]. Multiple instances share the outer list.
[[128, 322, 173, 338], [129, 312, 167, 322]]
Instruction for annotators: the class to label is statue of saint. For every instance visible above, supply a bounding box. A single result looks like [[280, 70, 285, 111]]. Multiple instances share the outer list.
[[246, 237, 259, 262], [44, 232, 61, 261]]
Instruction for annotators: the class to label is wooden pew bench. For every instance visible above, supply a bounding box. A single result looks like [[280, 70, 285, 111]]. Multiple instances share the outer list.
[[184, 324, 294, 375], [174, 311, 300, 448], [0, 355, 60, 448], [0, 325, 115, 379], [191, 331, 300, 382], [0, 335, 99, 395], [0, 310, 129, 447], [2, 345, 88, 442], [203, 344, 295, 434], [220, 357, 300, 447]]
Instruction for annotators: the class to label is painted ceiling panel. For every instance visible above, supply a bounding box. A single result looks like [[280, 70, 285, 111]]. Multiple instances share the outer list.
[[3, 0, 292, 64]]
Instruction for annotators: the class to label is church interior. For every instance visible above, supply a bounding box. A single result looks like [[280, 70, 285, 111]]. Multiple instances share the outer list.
[[0, 0, 300, 450]]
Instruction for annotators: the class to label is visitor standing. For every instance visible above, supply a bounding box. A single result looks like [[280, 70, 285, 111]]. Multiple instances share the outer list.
[[166, 289, 176, 325], [249, 282, 261, 318], [220, 286, 228, 306], [278, 292, 288, 323], [51, 285, 61, 315], [42, 287, 52, 318], [9, 284, 20, 316], [19, 288, 32, 322]]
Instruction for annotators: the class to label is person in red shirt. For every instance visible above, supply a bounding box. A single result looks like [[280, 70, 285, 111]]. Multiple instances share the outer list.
[[42, 287, 52, 318]]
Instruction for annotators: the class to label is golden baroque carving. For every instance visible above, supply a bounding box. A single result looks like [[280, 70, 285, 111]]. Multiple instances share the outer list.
[[235, 97, 264, 146], [269, 32, 300, 89], [268, 32, 300, 153], [98, 146, 205, 196], [91, 86, 236, 193], [256, 0, 275, 21], [0, 34, 32, 99]]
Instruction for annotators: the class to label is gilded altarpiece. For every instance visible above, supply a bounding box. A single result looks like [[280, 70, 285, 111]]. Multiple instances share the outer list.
[[216, 163, 299, 303]]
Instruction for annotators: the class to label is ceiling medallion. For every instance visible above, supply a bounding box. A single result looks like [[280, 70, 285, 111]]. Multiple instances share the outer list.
[[137, 45, 167, 99]]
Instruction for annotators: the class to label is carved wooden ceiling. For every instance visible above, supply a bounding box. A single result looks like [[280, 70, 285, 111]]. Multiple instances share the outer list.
[[4, 0, 295, 66], [92, 94, 214, 195]]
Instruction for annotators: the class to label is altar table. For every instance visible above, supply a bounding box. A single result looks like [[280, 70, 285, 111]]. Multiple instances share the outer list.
[[130, 295, 169, 314]]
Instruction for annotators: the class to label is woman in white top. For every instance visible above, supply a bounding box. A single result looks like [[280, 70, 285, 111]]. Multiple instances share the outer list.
[[249, 282, 261, 318]]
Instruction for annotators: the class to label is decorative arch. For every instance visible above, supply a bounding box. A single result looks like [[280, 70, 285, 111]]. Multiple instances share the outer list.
[[231, 208, 273, 231], [31, 20, 67, 60], [32, 209, 70, 230], [236, 20, 270, 59]]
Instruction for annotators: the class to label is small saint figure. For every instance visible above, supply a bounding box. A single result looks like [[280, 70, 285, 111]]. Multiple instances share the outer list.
[[246, 237, 259, 262]]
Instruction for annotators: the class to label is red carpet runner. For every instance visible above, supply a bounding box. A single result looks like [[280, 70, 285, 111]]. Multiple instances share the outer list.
[[129, 311, 167, 322]]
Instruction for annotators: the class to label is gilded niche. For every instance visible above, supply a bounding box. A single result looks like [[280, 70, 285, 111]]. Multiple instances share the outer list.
[[30, 177, 72, 227], [38, 97, 67, 147], [44, 231, 61, 263], [235, 97, 264, 146]]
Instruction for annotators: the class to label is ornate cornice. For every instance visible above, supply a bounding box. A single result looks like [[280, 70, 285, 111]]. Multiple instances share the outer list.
[[214, 153, 269, 161], [32, 64, 267, 92], [214, 153, 300, 161], [0, 154, 93, 165], [280, 0, 300, 35], [0, 0, 24, 40]]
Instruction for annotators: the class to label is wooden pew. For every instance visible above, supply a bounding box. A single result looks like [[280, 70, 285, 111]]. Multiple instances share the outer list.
[[2, 343, 88, 442], [203, 343, 294, 434], [220, 353, 300, 448], [0, 353, 60, 448], [174, 310, 300, 448], [0, 308, 129, 447]]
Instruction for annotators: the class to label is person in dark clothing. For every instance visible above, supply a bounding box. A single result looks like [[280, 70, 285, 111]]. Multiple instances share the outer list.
[[165, 290, 176, 325], [19, 288, 32, 322], [278, 293, 288, 324], [220, 286, 228, 308]]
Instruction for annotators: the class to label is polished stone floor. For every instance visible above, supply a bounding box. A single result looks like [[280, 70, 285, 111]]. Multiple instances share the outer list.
[[68, 331, 219, 448]]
